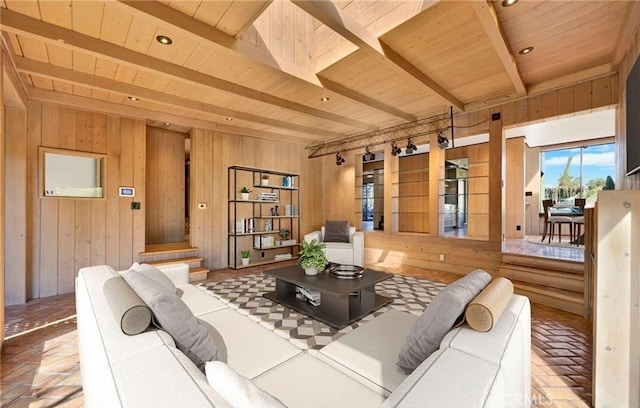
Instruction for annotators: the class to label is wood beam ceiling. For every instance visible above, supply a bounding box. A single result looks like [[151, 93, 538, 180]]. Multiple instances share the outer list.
[[113, 0, 414, 123], [612, 0, 640, 69], [291, 0, 465, 112], [28, 88, 316, 144], [471, 0, 527, 96], [1, 8, 377, 131], [13, 56, 341, 139]]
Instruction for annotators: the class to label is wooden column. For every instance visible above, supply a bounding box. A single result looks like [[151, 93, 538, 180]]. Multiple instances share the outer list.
[[488, 112, 504, 242], [383, 142, 394, 234], [0, 44, 5, 348], [429, 132, 444, 236], [593, 190, 640, 407]]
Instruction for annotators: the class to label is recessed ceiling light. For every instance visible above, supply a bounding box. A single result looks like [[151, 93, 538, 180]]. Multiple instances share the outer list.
[[225, 117, 233, 121], [156, 35, 173, 45], [501, 0, 518, 7], [320, 96, 330, 102], [165, 122, 170, 126], [519, 46, 534, 55], [127, 96, 139, 101]]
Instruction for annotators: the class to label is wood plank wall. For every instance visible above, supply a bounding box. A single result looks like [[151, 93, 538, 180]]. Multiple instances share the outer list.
[[1, 48, 5, 345], [145, 127, 186, 245], [190, 128, 321, 271], [505, 137, 525, 239], [616, 29, 640, 190], [21, 102, 146, 299]]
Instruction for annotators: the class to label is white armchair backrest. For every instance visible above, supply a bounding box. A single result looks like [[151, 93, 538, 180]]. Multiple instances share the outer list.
[[320, 226, 356, 243]]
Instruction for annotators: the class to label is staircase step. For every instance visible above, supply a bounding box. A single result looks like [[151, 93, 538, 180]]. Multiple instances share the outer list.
[[140, 242, 198, 257], [513, 281, 584, 316], [502, 253, 584, 274], [499, 264, 584, 293], [146, 256, 203, 268], [189, 267, 209, 283]]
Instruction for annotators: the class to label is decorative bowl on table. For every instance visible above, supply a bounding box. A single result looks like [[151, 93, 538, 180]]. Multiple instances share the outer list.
[[329, 264, 364, 279]]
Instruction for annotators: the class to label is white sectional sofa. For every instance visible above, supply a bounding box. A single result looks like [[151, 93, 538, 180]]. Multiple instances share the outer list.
[[76, 263, 531, 408]]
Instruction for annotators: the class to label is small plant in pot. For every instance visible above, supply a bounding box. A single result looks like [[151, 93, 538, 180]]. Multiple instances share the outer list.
[[298, 239, 327, 276], [261, 174, 269, 186], [241, 249, 250, 266], [239, 187, 251, 200], [279, 228, 290, 240]]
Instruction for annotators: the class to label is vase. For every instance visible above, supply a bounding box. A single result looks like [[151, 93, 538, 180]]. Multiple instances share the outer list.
[[304, 267, 319, 276], [241, 258, 250, 266], [241, 193, 249, 200], [261, 179, 269, 186]]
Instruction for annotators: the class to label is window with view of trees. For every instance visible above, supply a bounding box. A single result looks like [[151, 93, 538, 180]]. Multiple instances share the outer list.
[[540, 142, 615, 206]]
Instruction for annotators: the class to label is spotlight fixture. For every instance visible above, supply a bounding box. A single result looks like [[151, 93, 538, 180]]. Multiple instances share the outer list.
[[363, 147, 375, 161], [405, 139, 417, 154], [391, 141, 402, 156], [225, 117, 233, 121], [164, 122, 170, 126], [437, 132, 450, 149], [320, 96, 330, 102], [127, 96, 138, 101], [518, 46, 534, 55], [336, 152, 345, 166], [501, 0, 518, 7], [156, 35, 173, 45]]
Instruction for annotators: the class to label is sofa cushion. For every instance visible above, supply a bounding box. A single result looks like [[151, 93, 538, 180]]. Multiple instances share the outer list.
[[465, 277, 514, 332], [198, 308, 301, 380], [129, 262, 177, 294], [179, 285, 228, 316], [397, 269, 492, 374], [323, 220, 350, 243], [103, 276, 152, 335], [122, 270, 220, 371], [255, 354, 386, 408], [319, 310, 417, 394], [205, 361, 286, 408]]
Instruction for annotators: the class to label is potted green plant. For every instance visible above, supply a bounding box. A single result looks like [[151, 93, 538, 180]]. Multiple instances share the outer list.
[[241, 249, 250, 266], [239, 187, 251, 200], [298, 239, 327, 275], [279, 228, 290, 240], [261, 174, 269, 186]]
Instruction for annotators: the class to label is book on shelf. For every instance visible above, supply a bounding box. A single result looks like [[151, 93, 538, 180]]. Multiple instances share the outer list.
[[296, 286, 321, 306], [258, 192, 278, 201], [284, 204, 297, 216], [232, 218, 255, 234], [274, 253, 292, 261], [254, 235, 275, 248]]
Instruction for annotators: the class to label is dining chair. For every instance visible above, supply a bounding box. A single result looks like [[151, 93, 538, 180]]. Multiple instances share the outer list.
[[573, 198, 586, 246], [542, 199, 573, 243]]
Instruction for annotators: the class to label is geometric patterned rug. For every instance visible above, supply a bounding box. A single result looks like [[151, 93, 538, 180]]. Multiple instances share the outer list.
[[199, 273, 445, 350]]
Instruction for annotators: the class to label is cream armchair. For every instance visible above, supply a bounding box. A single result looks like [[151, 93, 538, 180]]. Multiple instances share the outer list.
[[304, 224, 364, 267]]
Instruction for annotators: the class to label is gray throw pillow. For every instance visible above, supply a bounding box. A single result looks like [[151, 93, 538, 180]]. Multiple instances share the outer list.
[[397, 269, 492, 374], [324, 220, 350, 243], [121, 270, 219, 371], [129, 262, 177, 294], [103, 277, 152, 335]]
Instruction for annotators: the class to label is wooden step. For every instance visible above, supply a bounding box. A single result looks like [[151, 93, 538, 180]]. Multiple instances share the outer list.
[[188, 267, 209, 283], [140, 242, 198, 257], [513, 281, 585, 316], [502, 253, 584, 275], [499, 264, 584, 293], [146, 256, 204, 268]]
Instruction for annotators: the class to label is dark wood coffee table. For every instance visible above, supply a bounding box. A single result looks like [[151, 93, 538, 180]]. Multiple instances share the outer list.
[[263, 265, 393, 329]]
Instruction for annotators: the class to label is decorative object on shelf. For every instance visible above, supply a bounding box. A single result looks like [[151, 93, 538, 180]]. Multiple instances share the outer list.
[[275, 205, 280, 216], [298, 239, 327, 276], [329, 264, 364, 279], [259, 192, 277, 201], [283, 176, 291, 187], [261, 174, 269, 186], [264, 219, 272, 232], [279, 228, 290, 240], [239, 186, 251, 200], [241, 250, 250, 266]]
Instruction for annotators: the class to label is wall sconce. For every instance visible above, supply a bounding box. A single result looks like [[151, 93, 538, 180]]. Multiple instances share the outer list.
[[437, 132, 450, 149], [336, 152, 345, 166], [391, 141, 402, 156], [406, 139, 417, 154]]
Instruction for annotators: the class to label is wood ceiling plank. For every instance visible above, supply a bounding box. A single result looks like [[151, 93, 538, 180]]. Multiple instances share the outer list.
[[94, 58, 119, 80], [52, 79, 73, 95], [471, 1, 526, 96], [73, 84, 92, 97], [1, 9, 376, 130], [123, 15, 156, 53], [14, 56, 343, 138], [181, 43, 216, 71], [113, 64, 137, 84], [72, 51, 96, 74], [30, 75, 53, 90], [612, 0, 640, 68], [191, 0, 232, 27], [292, 0, 464, 111], [46, 43, 72, 69], [166, 35, 200, 67], [99, 3, 134, 47], [90, 88, 110, 101], [166, 0, 202, 17], [39, 0, 72, 29], [71, 0, 104, 37], [282, 0, 296, 63], [6, 32, 24, 56], [5, 0, 40, 18], [16, 35, 48, 63]]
